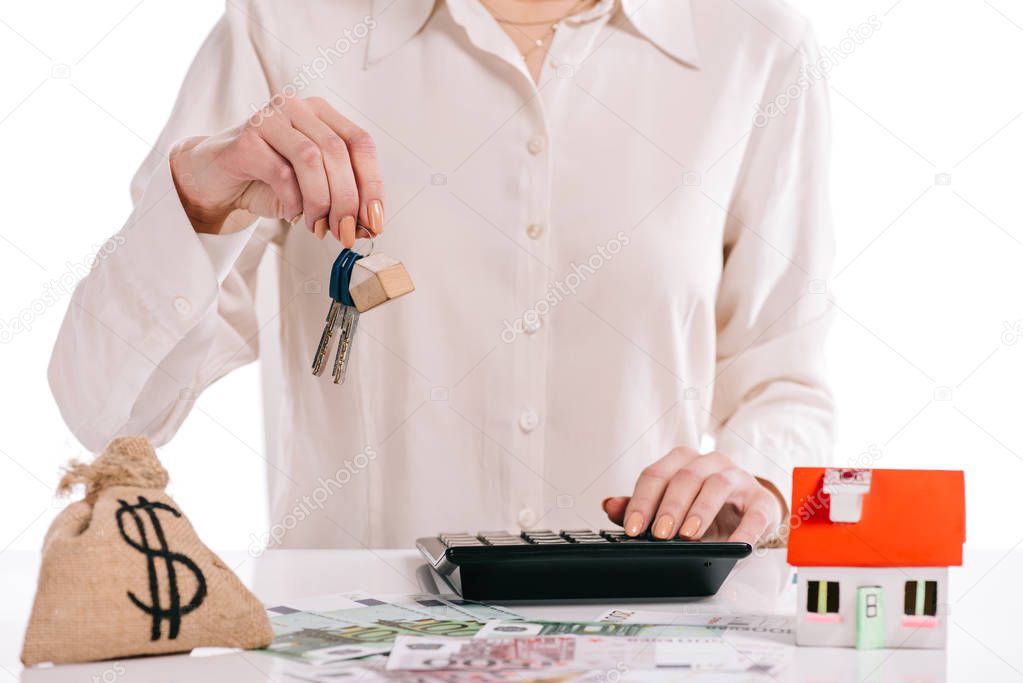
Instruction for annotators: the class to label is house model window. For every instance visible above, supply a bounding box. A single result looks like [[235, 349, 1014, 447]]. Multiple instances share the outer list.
[[904, 581, 938, 617], [807, 580, 839, 613]]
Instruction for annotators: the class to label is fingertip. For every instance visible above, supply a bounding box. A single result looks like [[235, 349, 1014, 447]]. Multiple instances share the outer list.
[[368, 199, 384, 235], [602, 496, 629, 521], [678, 515, 702, 539], [341, 215, 357, 248], [624, 511, 645, 537], [313, 217, 328, 240], [602, 495, 625, 511]]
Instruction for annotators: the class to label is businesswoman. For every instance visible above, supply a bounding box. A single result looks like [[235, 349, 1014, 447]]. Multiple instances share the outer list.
[[50, 0, 835, 549]]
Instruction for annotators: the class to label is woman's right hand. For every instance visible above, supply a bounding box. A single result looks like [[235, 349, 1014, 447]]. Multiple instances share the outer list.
[[169, 95, 384, 247]]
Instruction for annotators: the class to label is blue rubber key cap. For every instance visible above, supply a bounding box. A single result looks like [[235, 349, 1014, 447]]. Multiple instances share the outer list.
[[311, 248, 363, 383]]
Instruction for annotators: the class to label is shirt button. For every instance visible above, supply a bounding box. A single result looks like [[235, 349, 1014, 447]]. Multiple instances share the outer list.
[[517, 507, 537, 529], [524, 317, 542, 335], [173, 296, 191, 316], [525, 223, 545, 240], [527, 136, 546, 155], [519, 410, 540, 433]]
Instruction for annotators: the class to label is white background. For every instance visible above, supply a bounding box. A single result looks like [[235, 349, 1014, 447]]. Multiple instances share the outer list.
[[1, 0, 1021, 552]]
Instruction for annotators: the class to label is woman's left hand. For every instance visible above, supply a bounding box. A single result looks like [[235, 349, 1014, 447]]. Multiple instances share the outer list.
[[602, 448, 785, 545]]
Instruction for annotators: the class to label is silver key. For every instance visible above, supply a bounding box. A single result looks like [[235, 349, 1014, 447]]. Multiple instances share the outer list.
[[312, 300, 343, 376], [331, 305, 360, 384]]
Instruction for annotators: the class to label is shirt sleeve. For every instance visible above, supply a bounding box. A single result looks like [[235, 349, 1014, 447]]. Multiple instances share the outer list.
[[710, 29, 836, 512], [48, 0, 284, 452]]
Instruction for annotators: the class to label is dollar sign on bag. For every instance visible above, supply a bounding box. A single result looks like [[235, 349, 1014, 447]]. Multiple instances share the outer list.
[[116, 496, 207, 640]]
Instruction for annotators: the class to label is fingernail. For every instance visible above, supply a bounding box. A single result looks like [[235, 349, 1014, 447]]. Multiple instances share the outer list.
[[601, 496, 614, 513], [341, 215, 356, 245], [313, 218, 328, 240], [679, 515, 702, 538], [368, 200, 384, 234], [652, 514, 674, 539], [625, 512, 644, 537]]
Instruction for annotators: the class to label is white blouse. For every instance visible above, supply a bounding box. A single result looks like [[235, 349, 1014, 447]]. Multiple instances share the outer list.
[[49, 0, 835, 548]]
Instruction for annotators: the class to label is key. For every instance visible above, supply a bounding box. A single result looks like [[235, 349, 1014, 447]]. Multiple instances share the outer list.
[[329, 249, 362, 384], [310, 228, 415, 386], [312, 248, 361, 378], [332, 304, 359, 384], [330, 250, 414, 384], [311, 300, 342, 376]]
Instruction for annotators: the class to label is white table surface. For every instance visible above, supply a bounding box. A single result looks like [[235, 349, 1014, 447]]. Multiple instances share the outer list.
[[2, 547, 1020, 683]]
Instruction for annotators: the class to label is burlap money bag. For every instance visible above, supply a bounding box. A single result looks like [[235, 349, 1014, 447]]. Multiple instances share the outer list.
[[21, 436, 273, 666]]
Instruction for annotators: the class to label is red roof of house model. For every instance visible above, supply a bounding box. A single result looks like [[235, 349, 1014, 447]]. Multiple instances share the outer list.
[[787, 468, 965, 567]]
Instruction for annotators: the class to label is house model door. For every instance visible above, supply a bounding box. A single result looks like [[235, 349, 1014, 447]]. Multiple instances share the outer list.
[[856, 586, 885, 649]]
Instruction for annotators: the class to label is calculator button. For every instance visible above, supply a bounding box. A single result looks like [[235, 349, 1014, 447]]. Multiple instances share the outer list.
[[479, 531, 529, 545], [525, 537, 561, 544]]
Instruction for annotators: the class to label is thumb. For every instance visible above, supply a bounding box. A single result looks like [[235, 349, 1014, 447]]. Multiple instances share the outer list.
[[602, 496, 630, 525]]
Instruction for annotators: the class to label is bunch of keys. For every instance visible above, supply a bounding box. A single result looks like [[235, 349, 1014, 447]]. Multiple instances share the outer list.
[[312, 227, 414, 384]]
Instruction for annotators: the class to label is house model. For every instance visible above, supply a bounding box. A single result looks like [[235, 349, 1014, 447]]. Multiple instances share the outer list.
[[787, 467, 965, 649]]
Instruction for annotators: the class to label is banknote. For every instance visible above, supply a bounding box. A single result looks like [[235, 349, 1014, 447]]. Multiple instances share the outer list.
[[266, 595, 489, 661], [271, 592, 521, 627], [296, 593, 496, 637], [267, 616, 487, 661], [377, 595, 481, 622], [381, 617, 486, 639], [268, 606, 358, 636], [281, 654, 588, 683], [369, 593, 523, 626], [301, 643, 394, 665], [284, 668, 586, 683], [475, 620, 716, 640], [283, 592, 440, 623], [598, 608, 794, 635], [386, 635, 762, 673], [266, 604, 414, 655], [427, 596, 525, 622]]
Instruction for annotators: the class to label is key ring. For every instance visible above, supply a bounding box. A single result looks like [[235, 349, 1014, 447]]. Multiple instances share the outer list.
[[353, 223, 375, 257]]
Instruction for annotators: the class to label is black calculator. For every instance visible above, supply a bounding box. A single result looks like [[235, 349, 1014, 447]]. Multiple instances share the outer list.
[[416, 529, 751, 600]]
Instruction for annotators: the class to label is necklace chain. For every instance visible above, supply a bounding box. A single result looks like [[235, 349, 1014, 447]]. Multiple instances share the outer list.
[[482, 0, 596, 59]]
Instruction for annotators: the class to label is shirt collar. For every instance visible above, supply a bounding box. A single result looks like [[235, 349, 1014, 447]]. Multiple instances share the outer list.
[[366, 0, 701, 69]]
